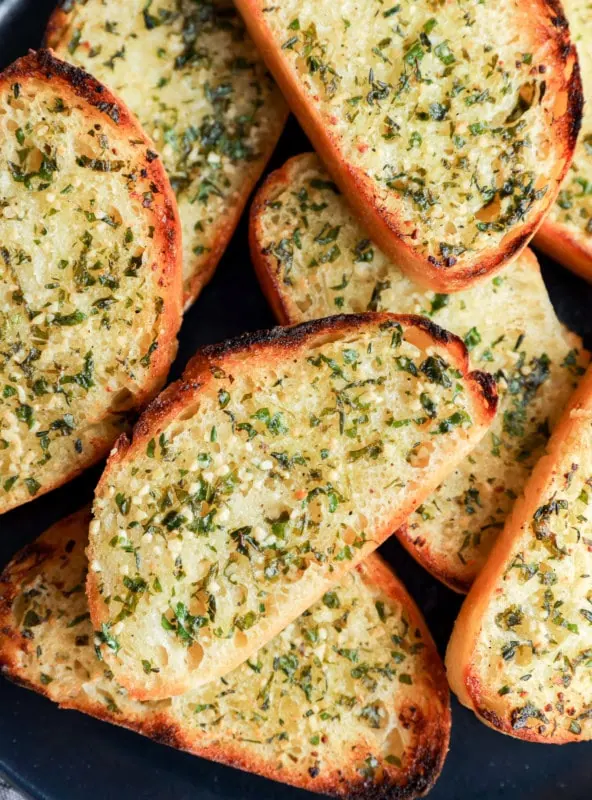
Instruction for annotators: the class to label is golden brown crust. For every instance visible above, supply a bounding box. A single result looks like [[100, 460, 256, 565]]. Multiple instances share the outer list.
[[446, 365, 592, 742], [45, 5, 288, 310], [236, 0, 582, 292], [89, 313, 497, 699], [1, 513, 450, 798], [535, 218, 592, 283], [0, 50, 182, 513]]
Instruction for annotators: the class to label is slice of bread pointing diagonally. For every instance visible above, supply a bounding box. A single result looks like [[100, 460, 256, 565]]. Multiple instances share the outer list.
[[234, 0, 582, 291], [447, 365, 592, 743], [250, 154, 588, 592], [0, 50, 182, 515], [0, 509, 451, 799], [535, 0, 592, 281], [47, 0, 288, 308], [89, 314, 497, 699]]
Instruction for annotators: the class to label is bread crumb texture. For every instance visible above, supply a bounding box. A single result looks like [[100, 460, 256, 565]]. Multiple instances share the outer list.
[[253, 154, 588, 590], [545, 0, 592, 245], [90, 315, 492, 695], [252, 0, 574, 269], [49, 0, 286, 304], [467, 391, 592, 742], [0, 54, 181, 513], [0, 512, 449, 797]]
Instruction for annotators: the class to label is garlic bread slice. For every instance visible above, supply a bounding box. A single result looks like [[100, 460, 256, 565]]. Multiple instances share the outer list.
[[89, 313, 496, 698], [0, 51, 182, 514], [535, 0, 592, 281], [0, 509, 450, 798], [47, 0, 288, 307], [250, 154, 588, 591], [447, 366, 592, 742], [234, 0, 581, 292]]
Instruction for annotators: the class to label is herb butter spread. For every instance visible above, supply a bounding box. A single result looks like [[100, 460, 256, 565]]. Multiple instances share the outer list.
[[254, 154, 588, 591], [49, 0, 286, 304], [2, 512, 449, 794], [89, 314, 494, 696], [0, 53, 181, 514]]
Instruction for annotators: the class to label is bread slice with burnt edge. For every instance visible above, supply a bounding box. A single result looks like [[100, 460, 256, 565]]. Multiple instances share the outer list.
[[534, 0, 592, 282], [234, 0, 581, 292], [446, 365, 592, 743], [46, 0, 288, 308], [0, 50, 182, 515], [0, 508, 450, 799], [249, 153, 588, 592], [88, 313, 497, 700]]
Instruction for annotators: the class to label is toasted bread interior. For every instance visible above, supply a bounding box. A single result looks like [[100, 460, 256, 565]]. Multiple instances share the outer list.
[[236, 0, 580, 289], [0, 509, 450, 798], [446, 368, 592, 743], [89, 314, 496, 698], [0, 51, 182, 514], [47, 0, 287, 306], [251, 154, 588, 591]]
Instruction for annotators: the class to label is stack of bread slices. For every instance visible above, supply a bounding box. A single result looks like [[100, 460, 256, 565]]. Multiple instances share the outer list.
[[1, 1, 592, 797]]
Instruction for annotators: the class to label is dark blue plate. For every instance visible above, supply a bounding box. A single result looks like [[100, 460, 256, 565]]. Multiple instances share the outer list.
[[1, 1, 592, 798]]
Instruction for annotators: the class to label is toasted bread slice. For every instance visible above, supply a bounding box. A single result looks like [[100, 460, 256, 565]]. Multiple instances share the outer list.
[[446, 366, 592, 742], [250, 154, 588, 591], [0, 510, 450, 798], [89, 313, 497, 699], [46, 0, 288, 307], [535, 0, 592, 281], [0, 51, 182, 515], [234, 0, 581, 292]]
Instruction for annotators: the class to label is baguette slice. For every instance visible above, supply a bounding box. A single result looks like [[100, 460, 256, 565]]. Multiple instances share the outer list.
[[0, 510, 450, 799], [0, 50, 182, 515], [90, 313, 497, 699], [46, 0, 288, 308], [446, 366, 592, 743], [250, 154, 588, 591], [535, 0, 592, 281], [234, 0, 581, 292]]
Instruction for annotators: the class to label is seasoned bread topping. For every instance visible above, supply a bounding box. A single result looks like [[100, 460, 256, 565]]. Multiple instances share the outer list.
[[89, 314, 495, 696], [0, 511, 450, 797], [48, 0, 287, 304], [252, 155, 587, 590], [0, 52, 181, 513]]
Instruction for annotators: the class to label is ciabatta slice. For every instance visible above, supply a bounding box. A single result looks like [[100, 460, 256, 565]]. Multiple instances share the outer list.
[[235, 0, 581, 291], [447, 366, 592, 742], [89, 313, 497, 698], [0, 50, 182, 514], [0, 509, 450, 798]]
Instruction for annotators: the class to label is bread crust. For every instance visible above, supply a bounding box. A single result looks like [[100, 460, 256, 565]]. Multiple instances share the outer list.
[[446, 366, 592, 742], [0, 50, 182, 514], [533, 0, 592, 280], [45, 2, 288, 309], [0, 510, 451, 799], [236, 0, 582, 292], [89, 313, 497, 699], [535, 219, 592, 283]]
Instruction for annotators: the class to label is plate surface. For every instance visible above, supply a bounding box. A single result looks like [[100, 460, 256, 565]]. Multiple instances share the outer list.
[[1, 1, 592, 798]]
